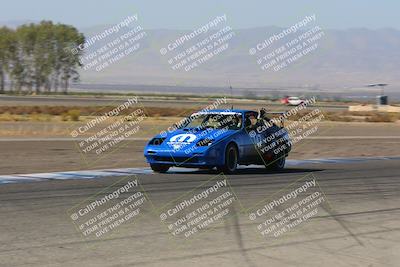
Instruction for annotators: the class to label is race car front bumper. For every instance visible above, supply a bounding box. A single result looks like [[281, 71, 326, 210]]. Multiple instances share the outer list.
[[144, 146, 223, 167]]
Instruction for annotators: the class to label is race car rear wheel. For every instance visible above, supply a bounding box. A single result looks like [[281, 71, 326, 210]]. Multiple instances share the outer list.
[[217, 143, 238, 174], [150, 164, 170, 173]]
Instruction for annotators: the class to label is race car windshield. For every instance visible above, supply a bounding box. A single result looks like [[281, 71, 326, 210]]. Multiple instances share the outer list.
[[182, 113, 242, 130]]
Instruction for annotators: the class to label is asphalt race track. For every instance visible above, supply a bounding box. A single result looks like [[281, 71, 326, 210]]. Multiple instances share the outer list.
[[0, 157, 399, 267]]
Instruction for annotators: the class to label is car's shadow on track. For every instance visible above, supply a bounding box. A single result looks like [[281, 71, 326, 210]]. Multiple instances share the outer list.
[[166, 167, 324, 175]]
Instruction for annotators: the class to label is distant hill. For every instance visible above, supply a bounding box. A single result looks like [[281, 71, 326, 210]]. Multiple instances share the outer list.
[[1, 20, 399, 93], [76, 25, 400, 93], [0, 20, 37, 28]]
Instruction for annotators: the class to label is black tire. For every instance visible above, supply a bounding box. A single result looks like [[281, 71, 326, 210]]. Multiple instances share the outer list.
[[150, 164, 170, 173], [265, 153, 286, 171], [217, 143, 238, 174]]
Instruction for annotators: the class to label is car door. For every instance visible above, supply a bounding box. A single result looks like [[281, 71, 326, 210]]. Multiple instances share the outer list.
[[240, 112, 259, 163]]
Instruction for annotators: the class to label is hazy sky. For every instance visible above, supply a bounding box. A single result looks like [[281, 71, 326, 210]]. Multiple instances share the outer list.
[[1, 0, 399, 30]]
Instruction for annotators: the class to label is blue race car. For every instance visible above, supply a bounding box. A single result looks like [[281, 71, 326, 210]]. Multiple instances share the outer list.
[[144, 109, 291, 173]]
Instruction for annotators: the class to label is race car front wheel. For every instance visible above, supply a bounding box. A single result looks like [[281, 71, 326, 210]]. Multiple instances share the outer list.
[[217, 143, 238, 174], [265, 153, 286, 171], [150, 164, 170, 173]]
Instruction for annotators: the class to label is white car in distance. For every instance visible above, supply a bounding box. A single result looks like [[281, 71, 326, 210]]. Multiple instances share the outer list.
[[287, 96, 305, 106]]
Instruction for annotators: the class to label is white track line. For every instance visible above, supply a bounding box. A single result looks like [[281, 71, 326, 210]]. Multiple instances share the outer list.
[[0, 168, 152, 184]]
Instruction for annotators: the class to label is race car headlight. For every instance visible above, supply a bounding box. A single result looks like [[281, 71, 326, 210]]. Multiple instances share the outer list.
[[196, 138, 214, 146], [149, 137, 166, 145]]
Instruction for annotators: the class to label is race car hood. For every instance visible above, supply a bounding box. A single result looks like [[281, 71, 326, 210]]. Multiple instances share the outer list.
[[152, 128, 237, 151]]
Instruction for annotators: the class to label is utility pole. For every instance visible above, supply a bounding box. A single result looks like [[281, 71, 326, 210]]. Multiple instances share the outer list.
[[228, 78, 233, 109], [366, 83, 388, 105]]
